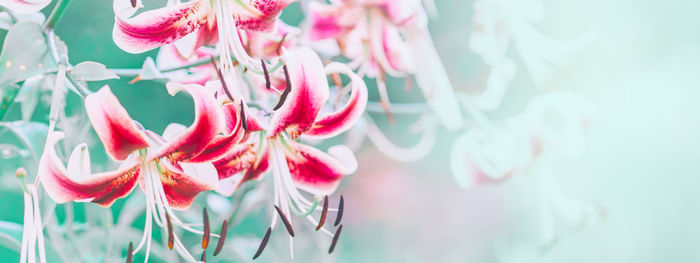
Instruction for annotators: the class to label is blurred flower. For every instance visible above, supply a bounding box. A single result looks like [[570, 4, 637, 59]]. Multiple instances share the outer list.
[[451, 90, 594, 188], [451, 90, 602, 252], [306, 0, 464, 130], [469, 0, 594, 110]]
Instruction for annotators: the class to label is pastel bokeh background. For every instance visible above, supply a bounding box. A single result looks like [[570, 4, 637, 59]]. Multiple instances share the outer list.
[[1, 0, 698, 262]]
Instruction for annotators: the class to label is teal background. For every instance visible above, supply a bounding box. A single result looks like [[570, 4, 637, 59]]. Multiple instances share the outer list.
[[1, 0, 699, 262]]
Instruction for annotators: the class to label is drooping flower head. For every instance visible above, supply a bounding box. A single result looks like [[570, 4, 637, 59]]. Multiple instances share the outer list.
[[113, 0, 293, 72], [211, 47, 367, 258], [37, 84, 237, 261]]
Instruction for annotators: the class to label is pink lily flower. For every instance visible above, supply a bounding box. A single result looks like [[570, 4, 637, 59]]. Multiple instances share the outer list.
[[113, 0, 292, 72], [37, 84, 234, 261], [0, 0, 51, 13], [306, 0, 464, 129], [212, 47, 367, 258]]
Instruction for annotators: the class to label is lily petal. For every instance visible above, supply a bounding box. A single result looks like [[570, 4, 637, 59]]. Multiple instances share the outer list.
[[155, 83, 225, 161], [305, 63, 368, 139], [232, 0, 293, 32], [113, 0, 210, 53], [0, 0, 51, 14], [158, 159, 218, 210], [38, 132, 141, 207], [213, 142, 269, 183], [306, 1, 355, 41], [85, 86, 150, 162], [187, 102, 247, 163], [284, 142, 356, 196], [267, 47, 329, 138]]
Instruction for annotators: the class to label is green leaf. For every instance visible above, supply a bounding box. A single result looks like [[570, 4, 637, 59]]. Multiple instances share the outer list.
[[15, 75, 44, 121], [0, 83, 20, 120], [0, 21, 57, 88], [0, 121, 49, 164], [0, 221, 22, 252], [69, 61, 119, 82]]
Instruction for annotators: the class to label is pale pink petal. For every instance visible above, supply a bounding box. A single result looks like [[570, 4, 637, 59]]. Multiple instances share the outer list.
[[284, 142, 356, 196], [267, 47, 329, 138], [113, 0, 211, 53], [154, 83, 225, 161], [0, 0, 51, 14], [38, 132, 141, 207], [306, 63, 367, 138], [158, 159, 218, 210], [85, 86, 150, 162]]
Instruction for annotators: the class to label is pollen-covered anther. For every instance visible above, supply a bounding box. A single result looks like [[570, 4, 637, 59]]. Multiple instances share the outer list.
[[15, 167, 26, 178], [253, 227, 272, 260], [202, 207, 211, 249], [274, 205, 295, 237], [213, 220, 228, 256], [316, 195, 329, 231], [166, 212, 174, 250]]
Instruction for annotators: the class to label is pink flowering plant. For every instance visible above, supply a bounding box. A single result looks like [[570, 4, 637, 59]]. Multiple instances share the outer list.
[[0, 0, 598, 262]]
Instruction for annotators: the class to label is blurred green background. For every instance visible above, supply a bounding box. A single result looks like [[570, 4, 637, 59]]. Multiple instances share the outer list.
[[1, 0, 700, 262]]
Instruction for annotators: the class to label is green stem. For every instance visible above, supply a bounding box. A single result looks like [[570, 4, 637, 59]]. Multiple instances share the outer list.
[[44, 0, 73, 31]]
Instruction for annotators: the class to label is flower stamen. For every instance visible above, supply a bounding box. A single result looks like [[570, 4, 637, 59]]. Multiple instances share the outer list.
[[202, 207, 210, 249], [253, 227, 272, 260], [316, 195, 329, 231], [328, 224, 343, 254], [274, 205, 295, 237], [213, 220, 228, 256], [335, 195, 345, 227]]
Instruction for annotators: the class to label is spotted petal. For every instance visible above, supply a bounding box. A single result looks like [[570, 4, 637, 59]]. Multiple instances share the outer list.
[[158, 158, 218, 210], [267, 47, 329, 138], [113, 0, 211, 53], [38, 132, 141, 207], [213, 142, 269, 195], [232, 0, 293, 32], [283, 142, 356, 196], [85, 86, 150, 162], [0, 0, 51, 14], [154, 83, 225, 162], [305, 63, 367, 139]]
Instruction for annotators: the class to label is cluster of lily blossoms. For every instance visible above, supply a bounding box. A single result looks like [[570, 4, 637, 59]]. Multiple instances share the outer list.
[[0, 0, 600, 262]]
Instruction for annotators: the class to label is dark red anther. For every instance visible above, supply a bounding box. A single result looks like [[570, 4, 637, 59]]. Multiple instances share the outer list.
[[213, 220, 228, 256], [316, 196, 329, 231], [274, 205, 295, 237]]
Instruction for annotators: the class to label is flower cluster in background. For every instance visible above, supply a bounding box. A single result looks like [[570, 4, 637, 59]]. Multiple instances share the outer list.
[[0, 0, 601, 262]]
